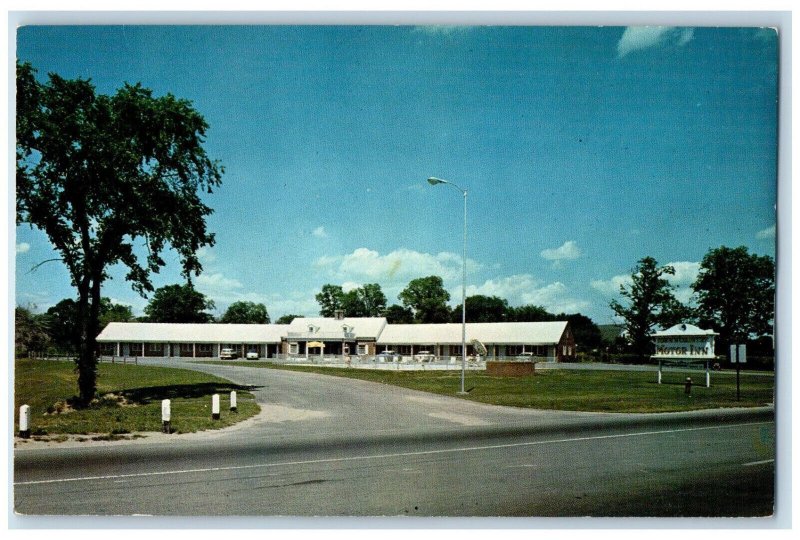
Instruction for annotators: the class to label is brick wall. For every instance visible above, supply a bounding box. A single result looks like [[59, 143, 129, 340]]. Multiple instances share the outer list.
[[486, 361, 536, 377]]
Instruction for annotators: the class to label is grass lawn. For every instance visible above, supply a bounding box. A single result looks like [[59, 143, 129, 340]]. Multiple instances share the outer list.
[[14, 359, 260, 438], [206, 361, 774, 413]]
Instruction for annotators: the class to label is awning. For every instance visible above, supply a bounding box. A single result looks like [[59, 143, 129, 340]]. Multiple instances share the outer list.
[[307, 341, 325, 348]]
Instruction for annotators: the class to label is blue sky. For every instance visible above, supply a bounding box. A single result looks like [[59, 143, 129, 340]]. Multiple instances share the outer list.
[[14, 25, 778, 324]]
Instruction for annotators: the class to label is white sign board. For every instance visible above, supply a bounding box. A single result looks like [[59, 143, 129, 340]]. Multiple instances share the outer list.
[[653, 337, 715, 358], [730, 344, 747, 364]]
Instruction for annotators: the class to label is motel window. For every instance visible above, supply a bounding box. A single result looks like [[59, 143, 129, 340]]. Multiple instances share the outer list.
[[128, 343, 143, 356], [356, 343, 367, 355], [563, 346, 568, 356], [196, 344, 212, 357], [289, 342, 299, 355], [145, 343, 164, 356], [98, 343, 115, 355], [179, 343, 194, 356]]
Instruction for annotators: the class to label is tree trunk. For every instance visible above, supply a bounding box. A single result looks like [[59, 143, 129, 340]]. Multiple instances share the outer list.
[[75, 272, 102, 406]]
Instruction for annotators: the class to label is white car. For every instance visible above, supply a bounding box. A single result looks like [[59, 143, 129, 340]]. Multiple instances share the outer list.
[[414, 351, 435, 362], [220, 348, 238, 359], [246, 351, 259, 360], [376, 351, 399, 362]]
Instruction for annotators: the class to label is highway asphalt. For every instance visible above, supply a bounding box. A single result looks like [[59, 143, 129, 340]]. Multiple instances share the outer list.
[[13, 359, 776, 519]]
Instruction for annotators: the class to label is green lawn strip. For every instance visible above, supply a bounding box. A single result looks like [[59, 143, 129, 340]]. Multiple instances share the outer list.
[[14, 359, 259, 437], [201, 361, 774, 413]]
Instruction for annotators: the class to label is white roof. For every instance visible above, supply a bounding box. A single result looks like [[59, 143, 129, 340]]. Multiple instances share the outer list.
[[97, 322, 286, 343], [651, 323, 718, 338], [377, 321, 568, 345], [286, 317, 387, 339]]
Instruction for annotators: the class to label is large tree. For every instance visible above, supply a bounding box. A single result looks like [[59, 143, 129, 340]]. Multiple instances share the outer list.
[[692, 246, 775, 353], [144, 283, 215, 323], [610, 256, 684, 359], [315, 284, 344, 317], [220, 301, 270, 324], [341, 283, 387, 317], [16, 63, 222, 404], [451, 295, 509, 323], [398, 276, 451, 323]]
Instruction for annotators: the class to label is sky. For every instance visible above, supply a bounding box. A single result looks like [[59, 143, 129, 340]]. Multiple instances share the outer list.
[[13, 25, 778, 325]]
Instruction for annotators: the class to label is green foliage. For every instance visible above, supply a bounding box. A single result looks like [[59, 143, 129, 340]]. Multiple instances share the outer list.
[[275, 314, 302, 324], [44, 297, 133, 351], [692, 246, 775, 352], [220, 301, 270, 324], [384, 304, 414, 324], [315, 284, 344, 317], [398, 275, 451, 323], [16, 62, 222, 404], [15, 306, 51, 357], [316, 283, 387, 317], [144, 283, 215, 323], [610, 256, 686, 359], [451, 295, 509, 322], [507, 304, 553, 322]]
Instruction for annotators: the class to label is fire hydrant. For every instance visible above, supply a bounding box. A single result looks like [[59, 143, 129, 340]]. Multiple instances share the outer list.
[[684, 377, 693, 395]]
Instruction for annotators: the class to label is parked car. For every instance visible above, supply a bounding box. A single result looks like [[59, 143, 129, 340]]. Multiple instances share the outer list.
[[220, 348, 238, 359], [414, 351, 435, 362], [246, 351, 259, 360], [376, 350, 399, 362]]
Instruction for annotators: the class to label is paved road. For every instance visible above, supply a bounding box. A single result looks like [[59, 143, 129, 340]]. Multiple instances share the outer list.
[[14, 360, 775, 517]]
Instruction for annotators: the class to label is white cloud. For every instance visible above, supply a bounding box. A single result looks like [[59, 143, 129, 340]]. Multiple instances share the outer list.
[[464, 274, 589, 314], [196, 246, 217, 263], [195, 272, 243, 292], [590, 274, 634, 296], [312, 226, 328, 238], [665, 261, 700, 286], [664, 261, 701, 304], [16, 242, 30, 254], [315, 247, 482, 285], [591, 261, 700, 304], [617, 26, 694, 57], [756, 225, 776, 239], [540, 240, 582, 261]]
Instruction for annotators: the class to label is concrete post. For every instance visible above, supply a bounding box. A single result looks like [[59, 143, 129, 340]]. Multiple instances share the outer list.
[[212, 394, 220, 420], [230, 391, 237, 413], [162, 399, 171, 433], [19, 405, 31, 439]]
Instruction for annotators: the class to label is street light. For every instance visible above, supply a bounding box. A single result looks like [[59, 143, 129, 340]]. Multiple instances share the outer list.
[[427, 176, 468, 395]]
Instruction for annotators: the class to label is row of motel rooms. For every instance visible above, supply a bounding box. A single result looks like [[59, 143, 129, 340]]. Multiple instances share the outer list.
[[97, 314, 577, 362]]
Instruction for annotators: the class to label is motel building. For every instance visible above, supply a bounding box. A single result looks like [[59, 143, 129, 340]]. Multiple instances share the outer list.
[[97, 312, 576, 363]]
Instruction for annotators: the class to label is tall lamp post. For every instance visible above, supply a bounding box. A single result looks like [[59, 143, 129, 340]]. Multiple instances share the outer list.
[[427, 176, 468, 395]]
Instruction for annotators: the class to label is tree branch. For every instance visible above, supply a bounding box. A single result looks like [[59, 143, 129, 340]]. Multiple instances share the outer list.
[[26, 258, 64, 274]]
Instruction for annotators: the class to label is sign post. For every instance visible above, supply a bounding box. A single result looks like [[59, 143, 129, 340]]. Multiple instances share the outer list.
[[730, 344, 746, 401]]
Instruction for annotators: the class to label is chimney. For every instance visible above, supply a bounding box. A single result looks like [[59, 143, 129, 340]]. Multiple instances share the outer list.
[[335, 310, 344, 320]]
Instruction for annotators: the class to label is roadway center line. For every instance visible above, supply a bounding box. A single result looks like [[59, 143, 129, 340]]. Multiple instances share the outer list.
[[15, 421, 772, 487]]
